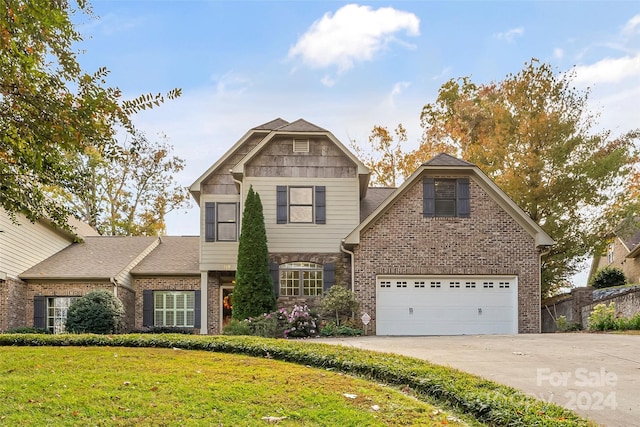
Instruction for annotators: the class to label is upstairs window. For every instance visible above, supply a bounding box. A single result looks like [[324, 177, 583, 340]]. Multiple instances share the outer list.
[[205, 202, 239, 242], [423, 178, 470, 218], [277, 186, 326, 224]]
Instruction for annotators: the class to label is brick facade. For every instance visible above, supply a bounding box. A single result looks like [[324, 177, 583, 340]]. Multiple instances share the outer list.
[[353, 175, 541, 334], [132, 276, 201, 332], [0, 278, 27, 332], [25, 282, 116, 329]]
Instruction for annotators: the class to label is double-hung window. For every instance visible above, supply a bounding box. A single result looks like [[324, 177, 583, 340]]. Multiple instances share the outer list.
[[205, 202, 238, 241], [276, 186, 326, 224], [423, 178, 470, 218]]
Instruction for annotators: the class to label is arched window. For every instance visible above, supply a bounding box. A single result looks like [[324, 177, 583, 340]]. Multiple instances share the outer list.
[[279, 262, 323, 296]]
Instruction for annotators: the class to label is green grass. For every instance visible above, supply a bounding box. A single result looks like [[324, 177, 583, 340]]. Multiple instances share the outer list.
[[0, 346, 465, 426], [0, 334, 594, 426]]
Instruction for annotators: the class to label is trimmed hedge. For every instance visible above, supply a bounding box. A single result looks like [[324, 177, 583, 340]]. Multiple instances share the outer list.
[[0, 334, 593, 426]]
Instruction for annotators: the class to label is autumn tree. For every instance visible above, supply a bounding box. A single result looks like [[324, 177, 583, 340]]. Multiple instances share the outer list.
[[232, 186, 276, 320], [416, 59, 637, 295], [0, 0, 180, 230], [351, 124, 410, 187], [57, 133, 191, 236]]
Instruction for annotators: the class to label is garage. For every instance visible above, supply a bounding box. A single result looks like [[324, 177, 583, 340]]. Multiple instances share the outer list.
[[376, 275, 518, 335]]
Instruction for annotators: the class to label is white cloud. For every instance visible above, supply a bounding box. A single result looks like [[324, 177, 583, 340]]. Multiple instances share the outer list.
[[622, 14, 640, 36], [553, 48, 564, 60], [494, 27, 524, 43], [288, 4, 420, 73], [389, 81, 410, 107], [211, 72, 252, 96], [573, 54, 640, 85], [431, 66, 452, 81], [321, 75, 336, 87]]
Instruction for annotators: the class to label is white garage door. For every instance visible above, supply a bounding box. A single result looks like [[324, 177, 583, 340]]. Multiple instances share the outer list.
[[376, 275, 518, 335]]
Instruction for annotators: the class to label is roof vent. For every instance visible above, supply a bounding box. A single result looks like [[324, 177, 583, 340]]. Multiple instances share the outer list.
[[293, 139, 309, 153]]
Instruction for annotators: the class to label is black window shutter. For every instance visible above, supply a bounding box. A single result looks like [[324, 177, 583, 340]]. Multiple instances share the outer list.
[[423, 178, 435, 217], [205, 202, 215, 242], [315, 186, 326, 224], [193, 290, 201, 329], [142, 290, 154, 327], [33, 296, 46, 329], [457, 178, 470, 217], [323, 263, 335, 293], [269, 262, 280, 298], [276, 186, 287, 224]]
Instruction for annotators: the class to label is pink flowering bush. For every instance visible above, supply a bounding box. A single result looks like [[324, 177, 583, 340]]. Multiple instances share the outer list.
[[284, 305, 319, 339], [222, 305, 319, 338]]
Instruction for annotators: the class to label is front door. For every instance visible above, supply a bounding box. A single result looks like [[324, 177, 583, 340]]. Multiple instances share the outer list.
[[221, 285, 234, 328]]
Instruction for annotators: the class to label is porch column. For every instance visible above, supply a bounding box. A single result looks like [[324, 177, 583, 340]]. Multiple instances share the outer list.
[[200, 271, 208, 334]]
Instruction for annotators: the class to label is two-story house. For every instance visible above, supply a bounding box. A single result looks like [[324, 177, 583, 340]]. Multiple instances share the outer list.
[[187, 118, 554, 335], [1, 118, 553, 335]]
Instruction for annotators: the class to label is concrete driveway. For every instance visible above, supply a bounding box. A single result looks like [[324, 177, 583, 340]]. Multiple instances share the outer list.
[[317, 334, 639, 427]]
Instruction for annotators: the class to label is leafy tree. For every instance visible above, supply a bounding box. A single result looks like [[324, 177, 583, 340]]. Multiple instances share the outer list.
[[0, 0, 180, 231], [413, 59, 637, 296], [65, 290, 125, 334], [56, 132, 191, 236], [232, 186, 276, 320], [320, 285, 359, 326], [351, 124, 410, 187]]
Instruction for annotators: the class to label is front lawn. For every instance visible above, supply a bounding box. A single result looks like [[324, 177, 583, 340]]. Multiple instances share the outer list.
[[0, 346, 460, 426], [0, 334, 594, 426]]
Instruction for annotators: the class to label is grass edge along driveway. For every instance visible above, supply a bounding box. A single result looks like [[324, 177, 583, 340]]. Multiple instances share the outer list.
[[0, 334, 595, 426]]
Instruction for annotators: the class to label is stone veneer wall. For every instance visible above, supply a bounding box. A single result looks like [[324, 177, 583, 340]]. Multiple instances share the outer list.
[[0, 278, 27, 331], [270, 252, 349, 312], [132, 276, 201, 332], [353, 175, 541, 334]]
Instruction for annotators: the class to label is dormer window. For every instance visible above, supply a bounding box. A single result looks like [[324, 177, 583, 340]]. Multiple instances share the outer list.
[[293, 139, 309, 153]]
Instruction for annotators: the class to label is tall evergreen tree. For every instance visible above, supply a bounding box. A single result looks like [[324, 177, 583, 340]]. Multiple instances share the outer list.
[[232, 186, 276, 320]]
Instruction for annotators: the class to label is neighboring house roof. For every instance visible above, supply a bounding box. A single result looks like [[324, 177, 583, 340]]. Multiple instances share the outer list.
[[344, 153, 555, 248], [360, 187, 396, 221], [614, 217, 640, 258], [191, 118, 371, 201], [131, 236, 200, 275], [20, 236, 159, 280]]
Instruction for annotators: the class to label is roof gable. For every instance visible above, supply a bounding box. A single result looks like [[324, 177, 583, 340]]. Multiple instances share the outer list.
[[131, 236, 199, 275], [345, 153, 554, 248], [252, 118, 289, 130]]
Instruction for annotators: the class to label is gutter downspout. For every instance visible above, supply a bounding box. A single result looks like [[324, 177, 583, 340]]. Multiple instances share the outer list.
[[110, 277, 118, 298], [230, 170, 243, 225], [340, 240, 355, 292]]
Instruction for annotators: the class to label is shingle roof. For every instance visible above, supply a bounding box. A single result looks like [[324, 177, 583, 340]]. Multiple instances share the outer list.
[[131, 236, 199, 275], [277, 118, 328, 133], [360, 187, 396, 221], [252, 118, 290, 130], [423, 153, 473, 167], [20, 236, 158, 280], [615, 217, 640, 253]]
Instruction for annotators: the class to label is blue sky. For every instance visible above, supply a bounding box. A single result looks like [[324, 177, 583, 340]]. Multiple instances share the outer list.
[[73, 1, 640, 243]]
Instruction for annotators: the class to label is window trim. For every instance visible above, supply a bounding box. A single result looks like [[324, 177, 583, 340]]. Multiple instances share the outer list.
[[288, 186, 314, 224], [216, 202, 238, 241], [276, 185, 326, 224], [153, 291, 196, 328], [205, 201, 239, 242], [423, 177, 470, 218], [45, 296, 79, 334], [279, 262, 323, 297]]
